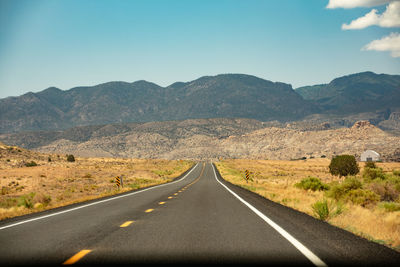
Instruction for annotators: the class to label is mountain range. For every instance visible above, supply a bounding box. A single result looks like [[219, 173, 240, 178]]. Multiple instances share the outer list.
[[1, 71, 399, 134]]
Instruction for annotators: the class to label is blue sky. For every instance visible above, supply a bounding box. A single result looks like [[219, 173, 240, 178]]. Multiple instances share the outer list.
[[0, 0, 399, 98]]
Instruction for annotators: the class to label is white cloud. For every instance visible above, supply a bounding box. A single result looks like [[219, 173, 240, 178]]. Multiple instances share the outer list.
[[342, 1, 400, 29], [327, 0, 394, 9], [363, 32, 400, 57]]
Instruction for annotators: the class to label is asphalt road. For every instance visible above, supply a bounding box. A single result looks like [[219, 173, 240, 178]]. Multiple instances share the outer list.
[[0, 162, 399, 266]]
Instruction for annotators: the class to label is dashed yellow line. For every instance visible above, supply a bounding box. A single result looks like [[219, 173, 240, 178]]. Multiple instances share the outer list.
[[145, 209, 154, 213], [63, 250, 92, 265], [120, 221, 134, 227], [159, 201, 166, 205], [174, 193, 178, 195]]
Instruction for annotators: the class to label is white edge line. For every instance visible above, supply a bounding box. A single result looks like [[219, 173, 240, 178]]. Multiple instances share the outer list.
[[212, 164, 327, 267], [0, 163, 199, 230]]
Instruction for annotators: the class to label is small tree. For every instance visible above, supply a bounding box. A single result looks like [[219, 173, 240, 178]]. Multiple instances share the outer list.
[[329, 155, 359, 177], [364, 161, 376, 169], [66, 154, 75, 162]]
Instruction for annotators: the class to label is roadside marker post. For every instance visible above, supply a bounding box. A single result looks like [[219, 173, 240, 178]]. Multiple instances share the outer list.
[[245, 170, 250, 183], [116, 176, 121, 189]]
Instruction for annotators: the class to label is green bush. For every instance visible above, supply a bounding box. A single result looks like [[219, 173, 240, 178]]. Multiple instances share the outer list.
[[326, 177, 362, 201], [66, 154, 75, 162], [25, 161, 37, 167], [329, 155, 359, 177], [379, 202, 400, 212], [387, 175, 400, 192], [312, 199, 330, 220], [295, 177, 329, 191], [362, 167, 385, 181], [17, 192, 36, 209], [311, 199, 344, 221], [364, 161, 377, 169], [393, 170, 400, 177], [344, 189, 380, 207]]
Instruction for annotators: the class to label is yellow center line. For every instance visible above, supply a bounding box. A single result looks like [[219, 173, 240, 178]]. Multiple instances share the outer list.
[[168, 196, 173, 199], [159, 201, 166, 205], [120, 221, 134, 227], [63, 250, 92, 265], [145, 209, 154, 213], [174, 193, 178, 195]]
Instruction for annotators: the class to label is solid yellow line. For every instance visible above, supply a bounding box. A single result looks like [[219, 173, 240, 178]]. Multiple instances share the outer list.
[[145, 209, 154, 213], [159, 202, 165, 205], [63, 250, 92, 265], [120, 221, 134, 227]]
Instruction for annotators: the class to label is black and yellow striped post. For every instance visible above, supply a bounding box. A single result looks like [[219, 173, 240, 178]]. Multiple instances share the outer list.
[[245, 170, 250, 183], [116, 176, 121, 189]]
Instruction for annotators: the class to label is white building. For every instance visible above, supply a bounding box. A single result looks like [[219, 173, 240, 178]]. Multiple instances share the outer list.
[[360, 150, 380, 162]]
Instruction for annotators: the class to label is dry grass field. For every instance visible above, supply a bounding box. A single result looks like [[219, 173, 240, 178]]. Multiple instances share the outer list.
[[215, 158, 400, 251], [0, 144, 194, 220]]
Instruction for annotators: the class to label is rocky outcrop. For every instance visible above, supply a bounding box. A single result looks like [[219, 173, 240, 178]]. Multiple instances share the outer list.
[[1, 118, 399, 161]]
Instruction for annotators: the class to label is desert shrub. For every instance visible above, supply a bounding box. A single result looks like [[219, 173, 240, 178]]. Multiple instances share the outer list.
[[66, 154, 75, 162], [1, 186, 10, 195], [329, 155, 359, 177], [17, 192, 36, 209], [312, 199, 329, 220], [393, 170, 400, 177], [362, 167, 385, 181], [295, 177, 329, 191], [368, 182, 399, 202], [379, 202, 400, 212], [48, 157, 51, 162], [321, 155, 326, 158], [386, 175, 400, 192], [311, 199, 343, 221], [25, 161, 37, 167], [326, 177, 362, 200], [33, 193, 52, 206], [344, 189, 380, 207], [364, 161, 377, 169], [83, 173, 92, 178], [342, 176, 363, 190]]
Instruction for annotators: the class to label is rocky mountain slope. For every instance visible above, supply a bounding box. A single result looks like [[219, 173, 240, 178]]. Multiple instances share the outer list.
[[2, 71, 399, 134], [1, 119, 398, 161], [0, 74, 316, 133], [295, 72, 400, 114]]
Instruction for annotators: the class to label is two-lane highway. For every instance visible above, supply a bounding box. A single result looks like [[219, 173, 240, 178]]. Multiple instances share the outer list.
[[0, 162, 399, 266]]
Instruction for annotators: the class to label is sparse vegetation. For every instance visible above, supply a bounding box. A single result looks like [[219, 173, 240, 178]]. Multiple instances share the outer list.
[[66, 154, 75, 162], [380, 202, 400, 212], [312, 199, 343, 221], [364, 161, 377, 169], [17, 193, 35, 209], [295, 177, 329, 191], [25, 161, 37, 167], [215, 159, 400, 250], [329, 155, 359, 177], [0, 155, 194, 220]]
